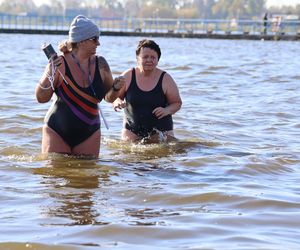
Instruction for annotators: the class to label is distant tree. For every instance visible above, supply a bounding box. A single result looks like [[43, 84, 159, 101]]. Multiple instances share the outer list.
[[175, 0, 199, 18], [243, 0, 266, 19], [202, 0, 216, 19], [212, 0, 231, 19], [192, 0, 206, 18], [92, 0, 124, 18], [50, 0, 64, 16], [177, 7, 199, 19], [295, 4, 300, 18], [156, 6, 177, 18], [135, 0, 177, 18], [1, 0, 298, 20], [63, 0, 83, 8], [94, 0, 122, 9], [150, 0, 179, 9], [190, 0, 216, 19], [124, 0, 141, 18], [212, 0, 266, 19], [0, 0, 37, 14], [37, 4, 52, 16]]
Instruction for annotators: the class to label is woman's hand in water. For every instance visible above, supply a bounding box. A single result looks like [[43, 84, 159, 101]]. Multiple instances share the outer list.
[[113, 98, 127, 112]]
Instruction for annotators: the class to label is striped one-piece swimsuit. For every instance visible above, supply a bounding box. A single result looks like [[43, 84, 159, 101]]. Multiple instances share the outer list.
[[45, 56, 106, 147]]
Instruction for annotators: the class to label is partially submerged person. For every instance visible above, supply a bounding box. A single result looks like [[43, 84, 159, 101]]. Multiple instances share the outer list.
[[35, 15, 124, 157], [113, 39, 182, 143]]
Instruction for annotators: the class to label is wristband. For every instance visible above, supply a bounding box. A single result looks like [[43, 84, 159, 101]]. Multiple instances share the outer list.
[[39, 83, 52, 90]]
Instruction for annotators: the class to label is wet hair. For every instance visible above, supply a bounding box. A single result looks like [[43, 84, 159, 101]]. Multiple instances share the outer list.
[[136, 39, 161, 61]]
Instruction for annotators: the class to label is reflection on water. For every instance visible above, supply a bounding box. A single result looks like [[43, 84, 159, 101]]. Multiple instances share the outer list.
[[33, 157, 113, 226]]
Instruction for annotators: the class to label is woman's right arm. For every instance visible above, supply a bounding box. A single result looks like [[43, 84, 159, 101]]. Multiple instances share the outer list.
[[35, 57, 64, 103], [112, 69, 132, 111]]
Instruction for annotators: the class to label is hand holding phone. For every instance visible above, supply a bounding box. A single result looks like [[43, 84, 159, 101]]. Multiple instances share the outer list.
[[42, 43, 62, 67], [42, 43, 57, 60]]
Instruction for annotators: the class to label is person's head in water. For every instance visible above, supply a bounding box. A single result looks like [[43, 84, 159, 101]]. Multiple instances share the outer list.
[[136, 39, 161, 61]]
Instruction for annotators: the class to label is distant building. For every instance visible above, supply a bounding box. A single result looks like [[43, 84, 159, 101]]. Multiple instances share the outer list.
[[17, 11, 38, 17], [271, 14, 299, 21]]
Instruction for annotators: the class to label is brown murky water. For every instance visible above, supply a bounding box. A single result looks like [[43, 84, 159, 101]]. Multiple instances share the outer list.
[[0, 34, 299, 249]]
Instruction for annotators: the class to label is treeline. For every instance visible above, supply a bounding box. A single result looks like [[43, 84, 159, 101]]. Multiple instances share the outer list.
[[1, 0, 300, 20]]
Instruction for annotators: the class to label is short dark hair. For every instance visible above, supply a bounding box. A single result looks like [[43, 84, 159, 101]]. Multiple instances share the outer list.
[[136, 39, 161, 60]]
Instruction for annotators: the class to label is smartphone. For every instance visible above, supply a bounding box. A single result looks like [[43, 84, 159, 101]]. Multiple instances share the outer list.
[[42, 43, 57, 60]]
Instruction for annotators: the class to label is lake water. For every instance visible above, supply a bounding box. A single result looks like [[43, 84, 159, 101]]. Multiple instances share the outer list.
[[0, 33, 300, 249]]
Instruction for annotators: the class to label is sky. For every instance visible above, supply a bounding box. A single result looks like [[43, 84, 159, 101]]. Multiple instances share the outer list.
[[32, 0, 300, 7]]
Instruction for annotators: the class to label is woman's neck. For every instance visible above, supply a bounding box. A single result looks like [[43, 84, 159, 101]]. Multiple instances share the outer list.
[[72, 50, 90, 64], [138, 67, 156, 77]]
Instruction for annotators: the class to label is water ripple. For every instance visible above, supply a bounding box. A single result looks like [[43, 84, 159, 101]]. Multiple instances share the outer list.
[[0, 35, 300, 249]]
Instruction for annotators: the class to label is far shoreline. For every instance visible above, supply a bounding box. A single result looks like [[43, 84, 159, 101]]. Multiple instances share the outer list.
[[1, 28, 299, 41]]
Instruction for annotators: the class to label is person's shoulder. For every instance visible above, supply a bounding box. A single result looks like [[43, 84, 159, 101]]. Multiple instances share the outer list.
[[97, 55, 108, 64], [123, 67, 134, 76], [121, 68, 135, 84], [156, 67, 167, 75], [160, 70, 177, 88], [160, 70, 173, 81], [97, 56, 110, 71]]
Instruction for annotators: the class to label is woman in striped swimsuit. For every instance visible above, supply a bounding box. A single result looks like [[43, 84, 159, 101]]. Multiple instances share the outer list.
[[35, 15, 125, 157]]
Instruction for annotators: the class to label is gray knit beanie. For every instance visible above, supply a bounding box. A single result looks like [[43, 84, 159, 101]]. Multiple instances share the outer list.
[[68, 15, 100, 43]]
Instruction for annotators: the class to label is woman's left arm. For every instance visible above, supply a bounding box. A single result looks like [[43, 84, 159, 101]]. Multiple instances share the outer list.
[[153, 73, 182, 119], [98, 56, 125, 103]]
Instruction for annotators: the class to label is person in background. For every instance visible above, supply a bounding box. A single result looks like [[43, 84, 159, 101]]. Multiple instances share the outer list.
[[35, 15, 125, 157], [263, 12, 268, 35], [113, 39, 182, 143]]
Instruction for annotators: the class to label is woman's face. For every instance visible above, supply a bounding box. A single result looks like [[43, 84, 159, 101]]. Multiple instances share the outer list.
[[137, 47, 159, 71], [79, 36, 100, 55]]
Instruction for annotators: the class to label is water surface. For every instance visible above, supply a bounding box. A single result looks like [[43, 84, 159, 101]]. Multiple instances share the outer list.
[[0, 34, 300, 249]]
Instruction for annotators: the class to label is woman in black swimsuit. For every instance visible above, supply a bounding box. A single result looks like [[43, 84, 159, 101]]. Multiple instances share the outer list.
[[36, 15, 125, 157], [113, 39, 182, 142]]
